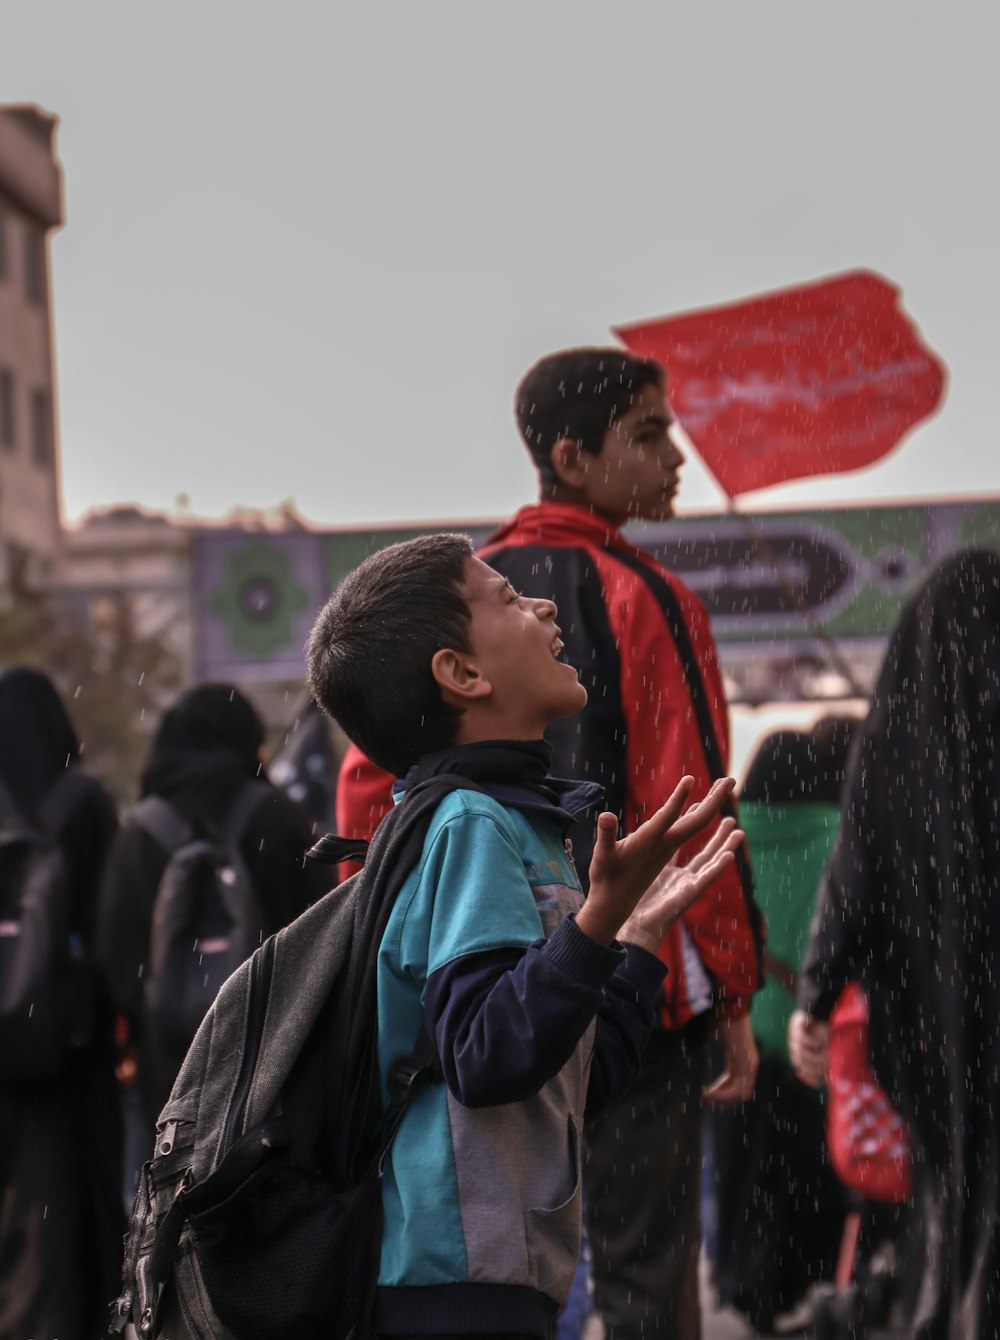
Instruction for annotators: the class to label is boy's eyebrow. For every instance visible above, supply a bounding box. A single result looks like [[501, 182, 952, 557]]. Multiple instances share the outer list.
[[491, 575, 522, 601], [632, 411, 673, 431]]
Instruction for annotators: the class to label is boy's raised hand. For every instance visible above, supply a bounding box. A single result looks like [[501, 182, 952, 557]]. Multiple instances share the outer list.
[[618, 816, 743, 954], [576, 775, 738, 948]]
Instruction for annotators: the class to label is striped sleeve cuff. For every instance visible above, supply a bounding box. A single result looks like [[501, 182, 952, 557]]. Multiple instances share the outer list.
[[544, 914, 626, 985]]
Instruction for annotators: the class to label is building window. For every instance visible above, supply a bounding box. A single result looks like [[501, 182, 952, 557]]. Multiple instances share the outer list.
[[24, 226, 46, 307], [31, 389, 52, 465], [0, 370, 14, 449]]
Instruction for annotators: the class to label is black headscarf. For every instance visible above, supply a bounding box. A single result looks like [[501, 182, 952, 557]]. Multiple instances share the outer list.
[[740, 715, 859, 807], [140, 683, 267, 824], [0, 665, 81, 816]]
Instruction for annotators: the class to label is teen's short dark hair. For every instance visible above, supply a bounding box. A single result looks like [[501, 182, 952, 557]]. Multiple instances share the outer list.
[[514, 346, 665, 489], [307, 532, 474, 778]]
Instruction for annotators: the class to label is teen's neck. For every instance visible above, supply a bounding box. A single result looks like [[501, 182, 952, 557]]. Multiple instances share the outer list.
[[539, 485, 625, 527]]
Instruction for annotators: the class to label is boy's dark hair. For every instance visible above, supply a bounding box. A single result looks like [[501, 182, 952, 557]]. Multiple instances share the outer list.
[[306, 532, 474, 778], [514, 346, 665, 489]]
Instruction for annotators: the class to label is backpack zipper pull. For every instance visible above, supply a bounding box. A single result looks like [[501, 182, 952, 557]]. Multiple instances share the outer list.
[[158, 1121, 178, 1156]]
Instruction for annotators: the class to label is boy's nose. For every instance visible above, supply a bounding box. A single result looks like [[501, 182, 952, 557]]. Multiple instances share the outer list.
[[664, 426, 685, 468]]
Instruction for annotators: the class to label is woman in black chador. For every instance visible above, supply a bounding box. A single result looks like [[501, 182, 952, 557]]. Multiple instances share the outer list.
[[711, 717, 856, 1331], [791, 548, 1000, 1339], [97, 683, 326, 1189], [0, 666, 122, 1340]]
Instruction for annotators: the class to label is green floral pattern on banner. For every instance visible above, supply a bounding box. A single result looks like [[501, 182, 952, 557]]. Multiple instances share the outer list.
[[212, 539, 309, 656]]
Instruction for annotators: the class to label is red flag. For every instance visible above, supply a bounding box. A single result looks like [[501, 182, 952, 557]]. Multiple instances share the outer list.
[[614, 270, 946, 498]]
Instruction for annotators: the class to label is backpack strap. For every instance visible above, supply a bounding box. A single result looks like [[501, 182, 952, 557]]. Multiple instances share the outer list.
[[376, 1029, 442, 1176], [305, 833, 369, 865], [127, 794, 193, 855], [36, 767, 98, 836], [129, 781, 271, 857], [0, 766, 94, 838]]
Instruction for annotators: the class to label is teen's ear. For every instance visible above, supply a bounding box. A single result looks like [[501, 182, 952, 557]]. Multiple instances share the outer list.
[[431, 647, 492, 704], [550, 437, 591, 490]]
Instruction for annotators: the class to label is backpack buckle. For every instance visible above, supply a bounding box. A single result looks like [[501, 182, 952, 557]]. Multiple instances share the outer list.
[[390, 1058, 425, 1093]]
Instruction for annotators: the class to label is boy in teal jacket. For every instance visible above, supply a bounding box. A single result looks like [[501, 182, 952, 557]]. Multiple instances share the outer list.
[[306, 531, 741, 1339]]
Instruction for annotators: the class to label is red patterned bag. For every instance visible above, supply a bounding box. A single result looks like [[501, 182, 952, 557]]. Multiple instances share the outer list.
[[826, 983, 910, 1204]]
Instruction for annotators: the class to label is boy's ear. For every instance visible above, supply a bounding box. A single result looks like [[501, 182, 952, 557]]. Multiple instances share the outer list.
[[431, 647, 492, 704], [550, 437, 591, 490]]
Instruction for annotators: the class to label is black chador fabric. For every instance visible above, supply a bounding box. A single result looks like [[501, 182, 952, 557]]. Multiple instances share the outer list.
[[799, 548, 1000, 1340], [0, 666, 122, 1340]]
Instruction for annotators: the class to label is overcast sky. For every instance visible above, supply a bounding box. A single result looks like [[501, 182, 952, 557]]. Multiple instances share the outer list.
[[5, 1, 998, 529]]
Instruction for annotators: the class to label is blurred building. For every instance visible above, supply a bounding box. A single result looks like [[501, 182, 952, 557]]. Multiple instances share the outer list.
[[60, 504, 196, 679], [58, 503, 321, 736], [0, 103, 64, 589]]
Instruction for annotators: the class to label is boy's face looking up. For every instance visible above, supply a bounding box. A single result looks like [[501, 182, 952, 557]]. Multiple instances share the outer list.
[[553, 383, 685, 526], [432, 556, 588, 744]]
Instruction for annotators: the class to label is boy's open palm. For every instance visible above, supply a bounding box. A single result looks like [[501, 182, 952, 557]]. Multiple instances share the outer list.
[[577, 776, 738, 948], [618, 816, 743, 954]]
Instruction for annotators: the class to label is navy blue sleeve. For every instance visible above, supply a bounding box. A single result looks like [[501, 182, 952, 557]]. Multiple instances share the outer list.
[[423, 915, 666, 1110], [585, 942, 666, 1116]]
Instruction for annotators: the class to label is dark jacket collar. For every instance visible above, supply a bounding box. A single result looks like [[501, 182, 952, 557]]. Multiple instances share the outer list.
[[397, 739, 604, 831]]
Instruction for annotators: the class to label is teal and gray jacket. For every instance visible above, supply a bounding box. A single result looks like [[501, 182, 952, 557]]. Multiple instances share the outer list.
[[374, 777, 666, 1337]]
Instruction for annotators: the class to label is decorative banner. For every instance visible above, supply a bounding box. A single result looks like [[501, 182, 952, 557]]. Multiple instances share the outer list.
[[190, 500, 999, 706], [194, 532, 323, 679], [614, 271, 947, 498]]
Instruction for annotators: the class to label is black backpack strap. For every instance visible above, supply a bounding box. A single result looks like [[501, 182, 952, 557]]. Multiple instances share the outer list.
[[129, 782, 270, 856], [0, 766, 96, 839], [376, 1030, 442, 1175], [39, 767, 97, 829], [306, 833, 369, 865], [127, 794, 193, 855], [607, 551, 763, 951]]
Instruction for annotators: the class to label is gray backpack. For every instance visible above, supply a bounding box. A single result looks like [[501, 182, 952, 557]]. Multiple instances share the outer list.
[[111, 775, 464, 1340]]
